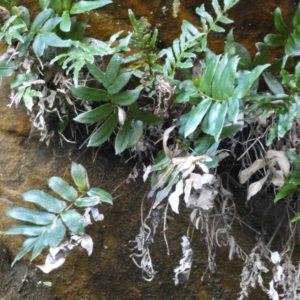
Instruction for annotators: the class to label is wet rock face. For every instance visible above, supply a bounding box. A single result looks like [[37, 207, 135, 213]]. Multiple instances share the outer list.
[[0, 248, 54, 299], [83, 0, 296, 54], [20, 0, 296, 53]]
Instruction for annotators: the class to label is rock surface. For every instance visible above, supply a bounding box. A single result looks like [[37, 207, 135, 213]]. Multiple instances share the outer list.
[[19, 0, 296, 53], [0, 1, 298, 299]]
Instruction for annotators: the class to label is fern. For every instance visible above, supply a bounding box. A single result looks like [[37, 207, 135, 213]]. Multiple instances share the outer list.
[[0, 15, 26, 45], [158, 0, 239, 80], [158, 21, 203, 79], [50, 32, 131, 87], [264, 4, 300, 56], [124, 10, 163, 77], [196, 0, 237, 50]]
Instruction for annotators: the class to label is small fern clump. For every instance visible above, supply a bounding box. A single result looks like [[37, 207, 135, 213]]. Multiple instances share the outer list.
[[5, 162, 112, 273]]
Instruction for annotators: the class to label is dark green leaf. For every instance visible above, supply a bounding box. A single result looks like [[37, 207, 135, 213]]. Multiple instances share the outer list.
[[174, 91, 193, 103], [62, 0, 71, 10], [277, 105, 294, 138], [176, 61, 194, 68], [220, 124, 242, 139], [86, 62, 106, 86], [215, 56, 239, 100], [32, 35, 46, 57], [60, 10, 71, 32], [88, 187, 113, 205], [70, 0, 112, 14], [111, 89, 141, 106], [263, 72, 285, 94], [6, 207, 55, 225], [48, 176, 78, 202], [211, 24, 225, 33], [127, 120, 143, 148], [115, 119, 131, 154], [40, 16, 61, 32], [18, 33, 35, 57], [289, 177, 300, 185], [219, 14, 233, 24], [224, 0, 238, 10], [178, 109, 192, 129], [253, 42, 269, 67], [11, 73, 38, 89], [211, 54, 229, 97], [200, 54, 221, 96], [227, 97, 239, 123], [74, 197, 100, 207], [264, 34, 286, 47], [172, 39, 181, 61], [293, 4, 300, 27], [70, 86, 108, 102], [0, 60, 14, 75], [205, 139, 220, 157], [0, 0, 11, 10], [184, 98, 212, 137], [204, 101, 228, 141], [73, 103, 114, 124], [274, 183, 297, 202], [286, 151, 300, 162], [286, 151, 300, 169], [274, 7, 290, 35], [5, 225, 46, 236], [71, 162, 89, 193], [23, 89, 42, 111], [88, 113, 118, 147], [233, 64, 270, 99], [292, 95, 300, 116], [47, 219, 66, 248], [16, 6, 30, 27], [281, 69, 296, 90], [68, 17, 88, 40], [226, 33, 252, 70], [51, 0, 61, 12], [285, 27, 300, 56], [0, 61, 15, 85], [127, 106, 163, 125], [41, 32, 71, 47], [105, 53, 122, 86], [31, 231, 49, 261], [193, 135, 215, 155], [211, 0, 222, 16], [11, 237, 38, 266], [291, 212, 300, 223], [107, 71, 132, 94], [60, 209, 84, 235], [295, 61, 300, 84], [22, 190, 66, 213], [30, 8, 54, 32], [196, 5, 213, 26], [266, 127, 277, 146], [289, 171, 300, 178], [204, 156, 219, 168], [235, 43, 252, 70]]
